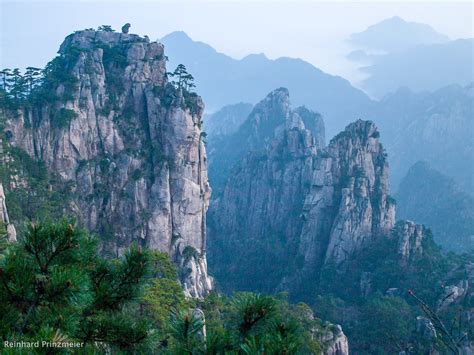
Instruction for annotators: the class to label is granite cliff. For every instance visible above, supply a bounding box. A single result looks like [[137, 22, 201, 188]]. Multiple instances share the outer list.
[[1, 29, 212, 297], [0, 183, 16, 242], [208, 88, 428, 297]]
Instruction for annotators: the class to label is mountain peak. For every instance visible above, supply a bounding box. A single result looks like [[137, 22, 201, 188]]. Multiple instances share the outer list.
[[385, 16, 405, 23], [349, 16, 449, 52], [161, 30, 193, 43]]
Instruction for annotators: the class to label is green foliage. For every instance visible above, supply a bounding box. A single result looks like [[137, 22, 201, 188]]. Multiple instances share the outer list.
[[0, 219, 153, 352], [0, 142, 74, 225], [100, 45, 128, 70], [313, 231, 472, 353], [166, 309, 205, 353], [0, 221, 9, 253], [168, 64, 196, 92], [50, 108, 77, 128], [130, 168, 143, 181], [141, 252, 188, 330], [354, 295, 413, 353], [163, 291, 325, 354], [97, 25, 115, 32]]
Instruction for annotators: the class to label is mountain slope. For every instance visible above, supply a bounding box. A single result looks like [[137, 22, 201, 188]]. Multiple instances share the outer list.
[[396, 161, 474, 252], [348, 16, 449, 53], [376, 84, 474, 193], [204, 102, 253, 137], [161, 31, 375, 136]]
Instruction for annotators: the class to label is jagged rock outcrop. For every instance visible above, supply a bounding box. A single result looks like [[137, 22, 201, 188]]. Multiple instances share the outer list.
[[392, 220, 425, 265], [321, 325, 349, 355], [3, 29, 212, 297], [208, 88, 395, 293], [207, 88, 325, 193], [0, 183, 16, 241]]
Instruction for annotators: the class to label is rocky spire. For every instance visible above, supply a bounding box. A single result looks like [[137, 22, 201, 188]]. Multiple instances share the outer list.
[[0, 184, 16, 242], [3, 29, 212, 297], [208, 91, 397, 294]]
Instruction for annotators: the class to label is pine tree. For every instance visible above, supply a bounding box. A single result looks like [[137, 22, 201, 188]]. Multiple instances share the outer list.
[[169, 64, 195, 91], [0, 219, 152, 352]]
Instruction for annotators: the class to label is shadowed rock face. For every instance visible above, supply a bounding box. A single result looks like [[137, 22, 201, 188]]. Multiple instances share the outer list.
[[4, 30, 212, 297], [208, 88, 397, 294]]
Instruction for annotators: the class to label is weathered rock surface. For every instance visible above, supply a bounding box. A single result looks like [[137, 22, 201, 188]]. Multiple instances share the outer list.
[[392, 220, 425, 266], [0, 183, 16, 241], [321, 324, 349, 355], [208, 88, 396, 293], [3, 29, 212, 297], [207, 88, 325, 193]]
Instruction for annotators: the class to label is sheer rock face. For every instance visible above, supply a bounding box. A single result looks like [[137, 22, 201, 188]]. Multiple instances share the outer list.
[[301, 119, 395, 271], [4, 30, 212, 297], [0, 183, 16, 242], [209, 88, 395, 292], [392, 220, 425, 265]]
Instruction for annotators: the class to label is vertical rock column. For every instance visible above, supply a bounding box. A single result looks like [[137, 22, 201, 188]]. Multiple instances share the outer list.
[[0, 184, 17, 242]]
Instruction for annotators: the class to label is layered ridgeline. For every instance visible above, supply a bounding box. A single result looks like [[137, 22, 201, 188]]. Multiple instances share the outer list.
[[161, 31, 374, 137], [376, 84, 474, 193], [0, 29, 212, 297], [208, 89, 473, 351]]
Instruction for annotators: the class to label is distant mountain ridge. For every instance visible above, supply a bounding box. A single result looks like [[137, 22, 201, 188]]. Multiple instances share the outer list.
[[161, 31, 375, 137], [375, 83, 474, 193], [204, 102, 253, 137], [396, 161, 474, 253], [360, 38, 474, 98], [348, 16, 449, 53], [161, 30, 473, 197]]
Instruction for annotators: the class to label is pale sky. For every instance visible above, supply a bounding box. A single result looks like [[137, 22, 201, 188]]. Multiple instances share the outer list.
[[1, 0, 473, 84]]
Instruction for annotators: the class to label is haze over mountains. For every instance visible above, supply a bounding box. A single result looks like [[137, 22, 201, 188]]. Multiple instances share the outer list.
[[375, 84, 474, 193], [396, 161, 474, 253], [161, 31, 374, 137], [348, 16, 450, 53], [359, 39, 474, 98], [163, 21, 473, 197], [346, 16, 473, 98], [1, 11, 473, 352]]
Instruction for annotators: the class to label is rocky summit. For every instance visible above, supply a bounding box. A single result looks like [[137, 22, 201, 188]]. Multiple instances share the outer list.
[[3, 29, 212, 297], [208, 88, 430, 297]]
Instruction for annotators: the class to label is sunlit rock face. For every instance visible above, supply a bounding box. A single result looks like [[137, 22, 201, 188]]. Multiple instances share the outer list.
[[4, 29, 212, 297]]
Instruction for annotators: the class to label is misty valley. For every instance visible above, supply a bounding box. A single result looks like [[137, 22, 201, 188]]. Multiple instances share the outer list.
[[0, 12, 473, 355]]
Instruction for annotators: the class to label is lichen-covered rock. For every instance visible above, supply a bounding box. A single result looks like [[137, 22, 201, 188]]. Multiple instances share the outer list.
[[3, 29, 212, 297]]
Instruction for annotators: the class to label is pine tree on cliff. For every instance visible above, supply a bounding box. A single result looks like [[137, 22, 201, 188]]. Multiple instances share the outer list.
[[169, 64, 195, 91], [0, 220, 152, 351]]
